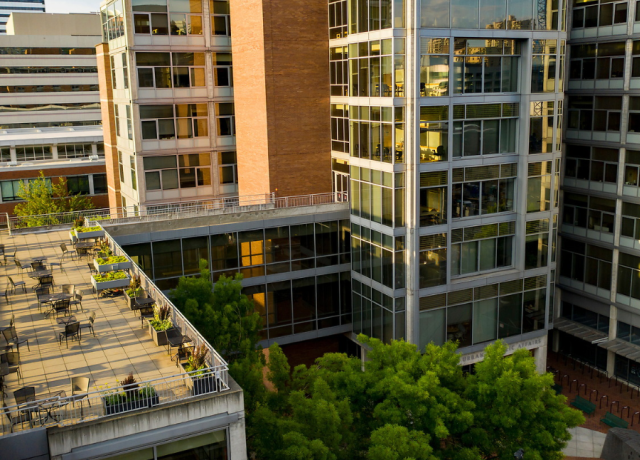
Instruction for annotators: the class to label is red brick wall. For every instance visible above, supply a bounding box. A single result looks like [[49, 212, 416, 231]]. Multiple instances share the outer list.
[[230, 0, 332, 198], [96, 42, 121, 210]]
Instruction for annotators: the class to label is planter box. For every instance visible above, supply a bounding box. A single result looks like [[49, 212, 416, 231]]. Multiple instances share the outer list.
[[91, 275, 131, 291], [93, 259, 132, 273], [75, 229, 105, 240], [149, 323, 168, 346], [181, 363, 218, 396], [103, 395, 159, 415]]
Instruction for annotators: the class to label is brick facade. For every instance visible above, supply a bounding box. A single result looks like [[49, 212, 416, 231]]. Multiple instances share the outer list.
[[230, 0, 332, 198], [96, 42, 120, 210]]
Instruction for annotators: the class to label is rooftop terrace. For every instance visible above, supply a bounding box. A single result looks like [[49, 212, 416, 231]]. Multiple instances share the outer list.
[[0, 228, 229, 436]]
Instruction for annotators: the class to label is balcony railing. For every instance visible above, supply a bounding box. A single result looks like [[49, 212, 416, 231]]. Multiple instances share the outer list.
[[1, 223, 230, 436], [2, 369, 226, 436], [8, 191, 348, 234]]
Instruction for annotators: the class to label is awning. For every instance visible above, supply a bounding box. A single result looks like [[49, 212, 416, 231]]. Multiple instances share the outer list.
[[598, 338, 640, 359], [555, 318, 608, 344]]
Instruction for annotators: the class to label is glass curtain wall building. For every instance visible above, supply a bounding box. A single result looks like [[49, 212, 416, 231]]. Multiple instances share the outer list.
[[331, 0, 566, 367], [98, 0, 237, 212], [558, 0, 640, 386]]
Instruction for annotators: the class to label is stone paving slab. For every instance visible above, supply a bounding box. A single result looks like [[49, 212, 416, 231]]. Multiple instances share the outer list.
[[0, 230, 179, 408]]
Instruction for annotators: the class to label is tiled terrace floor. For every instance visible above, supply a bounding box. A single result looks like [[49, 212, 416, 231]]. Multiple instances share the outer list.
[[0, 229, 180, 410]]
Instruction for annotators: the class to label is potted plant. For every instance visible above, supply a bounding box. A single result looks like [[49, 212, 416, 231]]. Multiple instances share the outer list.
[[94, 255, 132, 272], [91, 271, 131, 291], [125, 276, 143, 309], [181, 344, 217, 396], [149, 305, 172, 346], [100, 373, 159, 415], [73, 225, 105, 240]]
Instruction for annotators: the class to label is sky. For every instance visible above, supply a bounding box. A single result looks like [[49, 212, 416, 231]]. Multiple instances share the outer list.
[[46, 0, 102, 14]]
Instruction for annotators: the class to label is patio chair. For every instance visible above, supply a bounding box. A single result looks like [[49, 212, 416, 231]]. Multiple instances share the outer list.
[[8, 276, 26, 294], [49, 257, 65, 273], [61, 284, 75, 295], [139, 306, 155, 329], [13, 258, 29, 275], [164, 327, 191, 358], [87, 262, 97, 275], [38, 275, 54, 291], [70, 293, 83, 312], [13, 386, 35, 407], [4, 249, 16, 266], [52, 299, 70, 318], [3, 402, 33, 432], [3, 326, 30, 353], [1, 351, 22, 382], [35, 286, 51, 312], [31, 261, 45, 272], [0, 288, 9, 305], [58, 322, 80, 348], [60, 243, 76, 262], [70, 376, 91, 409], [80, 313, 96, 338]]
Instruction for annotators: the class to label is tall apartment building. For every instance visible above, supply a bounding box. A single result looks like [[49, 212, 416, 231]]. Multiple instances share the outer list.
[[98, 0, 241, 212], [557, 1, 640, 386], [0, 0, 45, 34], [0, 13, 107, 217], [321, 0, 565, 370]]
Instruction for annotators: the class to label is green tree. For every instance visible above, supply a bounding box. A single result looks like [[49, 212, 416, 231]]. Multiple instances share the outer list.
[[14, 171, 95, 226], [169, 260, 262, 364], [249, 337, 583, 460], [462, 341, 584, 460]]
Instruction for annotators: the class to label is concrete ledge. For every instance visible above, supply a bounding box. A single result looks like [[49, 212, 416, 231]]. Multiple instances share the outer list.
[[601, 427, 640, 460]]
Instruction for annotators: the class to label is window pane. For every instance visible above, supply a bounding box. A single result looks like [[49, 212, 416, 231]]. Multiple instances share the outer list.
[[161, 169, 178, 189], [145, 171, 161, 190], [473, 298, 497, 343]]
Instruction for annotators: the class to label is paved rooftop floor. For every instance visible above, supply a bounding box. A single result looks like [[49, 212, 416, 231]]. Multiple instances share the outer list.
[[563, 427, 606, 458], [0, 229, 179, 411]]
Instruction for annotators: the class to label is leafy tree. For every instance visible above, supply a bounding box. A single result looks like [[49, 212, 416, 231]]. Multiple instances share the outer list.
[[249, 337, 583, 460], [14, 171, 95, 226], [169, 260, 266, 414], [169, 260, 262, 364]]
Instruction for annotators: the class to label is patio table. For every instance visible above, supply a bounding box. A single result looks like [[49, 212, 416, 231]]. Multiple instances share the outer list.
[[56, 316, 77, 326], [28, 270, 52, 279], [37, 390, 67, 424]]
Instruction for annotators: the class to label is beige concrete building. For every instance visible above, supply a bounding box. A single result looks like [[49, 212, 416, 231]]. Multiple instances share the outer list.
[[0, 13, 108, 218]]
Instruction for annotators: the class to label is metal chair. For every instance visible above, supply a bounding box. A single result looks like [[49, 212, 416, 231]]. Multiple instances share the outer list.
[[70, 376, 91, 412], [0, 288, 9, 305], [13, 258, 29, 275], [1, 351, 21, 382], [60, 243, 76, 262], [3, 326, 29, 353], [51, 299, 70, 318], [4, 249, 16, 266], [8, 276, 26, 294], [3, 402, 33, 432], [70, 293, 83, 312], [38, 275, 54, 291], [59, 322, 80, 348], [31, 261, 45, 272], [139, 306, 155, 329], [60, 284, 75, 295], [164, 327, 192, 360], [80, 313, 96, 338], [35, 286, 51, 312]]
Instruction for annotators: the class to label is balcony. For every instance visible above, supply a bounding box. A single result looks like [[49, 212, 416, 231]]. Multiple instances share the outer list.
[[0, 227, 229, 436]]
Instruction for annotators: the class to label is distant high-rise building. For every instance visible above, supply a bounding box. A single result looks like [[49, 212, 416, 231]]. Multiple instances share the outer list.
[[0, 0, 45, 34], [0, 12, 108, 218]]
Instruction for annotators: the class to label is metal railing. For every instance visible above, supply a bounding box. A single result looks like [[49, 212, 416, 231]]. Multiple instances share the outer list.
[[1, 223, 231, 436], [1, 369, 225, 436], [8, 192, 348, 234], [105, 230, 229, 382]]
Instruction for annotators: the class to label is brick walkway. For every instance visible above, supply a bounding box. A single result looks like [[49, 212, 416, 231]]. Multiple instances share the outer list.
[[548, 351, 640, 434]]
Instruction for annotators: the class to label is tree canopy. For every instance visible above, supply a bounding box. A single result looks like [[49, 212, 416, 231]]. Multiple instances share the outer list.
[[248, 337, 583, 460], [14, 171, 95, 225], [169, 265, 582, 460]]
